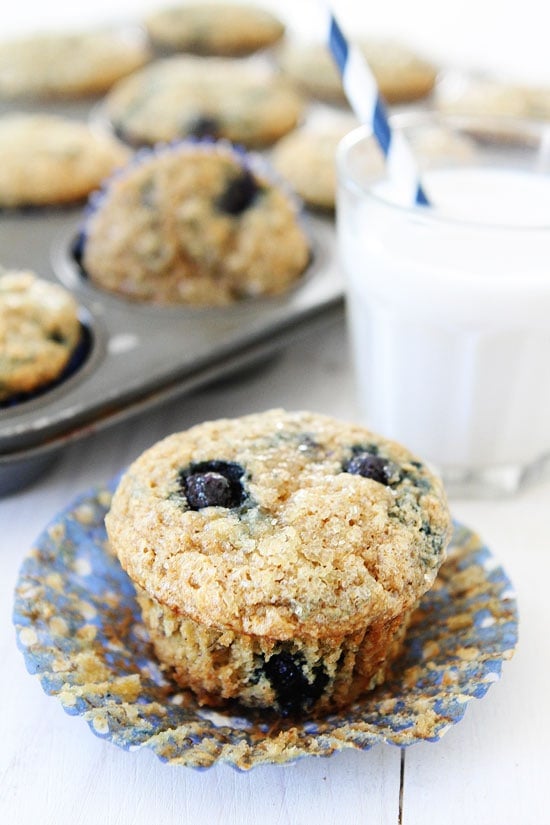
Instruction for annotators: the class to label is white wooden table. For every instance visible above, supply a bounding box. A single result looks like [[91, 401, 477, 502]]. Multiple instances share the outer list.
[[1, 319, 548, 825], [2, 2, 550, 822]]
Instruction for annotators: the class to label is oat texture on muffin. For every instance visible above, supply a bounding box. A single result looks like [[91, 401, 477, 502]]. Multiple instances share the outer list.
[[106, 409, 451, 716], [0, 269, 81, 403], [80, 141, 310, 305], [0, 29, 150, 101], [0, 114, 130, 208], [105, 56, 303, 149], [145, 2, 285, 56]]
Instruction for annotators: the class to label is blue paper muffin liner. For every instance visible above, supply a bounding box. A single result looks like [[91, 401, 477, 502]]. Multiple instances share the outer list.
[[13, 478, 518, 770]]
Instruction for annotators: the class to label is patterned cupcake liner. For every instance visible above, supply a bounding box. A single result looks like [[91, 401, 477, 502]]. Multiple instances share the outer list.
[[13, 478, 518, 770]]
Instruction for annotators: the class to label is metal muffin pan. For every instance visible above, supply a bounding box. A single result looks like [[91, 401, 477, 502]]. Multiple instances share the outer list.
[[0, 206, 344, 494]]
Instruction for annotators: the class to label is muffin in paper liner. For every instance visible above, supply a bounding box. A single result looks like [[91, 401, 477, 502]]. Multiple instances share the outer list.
[[0, 27, 151, 102], [0, 113, 131, 209], [13, 478, 518, 770], [102, 55, 303, 149], [276, 40, 437, 106], [76, 138, 311, 306], [105, 410, 451, 716], [144, 3, 285, 57], [0, 269, 92, 407]]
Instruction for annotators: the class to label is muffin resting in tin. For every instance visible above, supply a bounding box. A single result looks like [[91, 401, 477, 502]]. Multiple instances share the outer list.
[[277, 39, 437, 106], [106, 409, 451, 716], [0, 114, 130, 209], [80, 141, 310, 305], [104, 56, 303, 149], [0, 29, 150, 101], [144, 3, 285, 57], [0, 269, 81, 403]]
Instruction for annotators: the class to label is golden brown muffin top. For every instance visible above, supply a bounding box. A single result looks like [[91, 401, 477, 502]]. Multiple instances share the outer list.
[[0, 114, 130, 208], [107, 410, 451, 641], [0, 29, 151, 100]]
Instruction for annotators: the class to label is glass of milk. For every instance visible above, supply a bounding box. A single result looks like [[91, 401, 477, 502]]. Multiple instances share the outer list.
[[337, 113, 550, 496]]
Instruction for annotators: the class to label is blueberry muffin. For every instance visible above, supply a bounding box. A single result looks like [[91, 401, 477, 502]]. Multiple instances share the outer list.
[[104, 55, 304, 149], [0, 29, 150, 101], [278, 40, 437, 105], [272, 118, 384, 211], [435, 73, 530, 119], [80, 141, 310, 305], [145, 3, 285, 56], [436, 74, 550, 122], [106, 409, 451, 716], [0, 269, 81, 403], [271, 119, 473, 211], [0, 114, 130, 208]]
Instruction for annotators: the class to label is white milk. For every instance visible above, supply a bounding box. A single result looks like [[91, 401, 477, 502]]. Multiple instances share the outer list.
[[338, 165, 550, 479]]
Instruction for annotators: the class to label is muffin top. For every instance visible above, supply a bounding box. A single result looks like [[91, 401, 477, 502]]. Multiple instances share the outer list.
[[104, 55, 303, 149], [0, 29, 150, 101], [81, 141, 310, 305], [145, 2, 285, 56], [0, 114, 130, 208], [106, 410, 451, 641], [0, 269, 80, 402]]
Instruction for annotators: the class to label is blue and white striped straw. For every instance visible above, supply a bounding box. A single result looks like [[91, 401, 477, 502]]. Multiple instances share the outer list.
[[325, 8, 429, 206]]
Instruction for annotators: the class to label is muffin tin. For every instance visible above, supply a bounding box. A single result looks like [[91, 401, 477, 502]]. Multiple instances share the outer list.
[[0, 205, 343, 495], [0, 21, 352, 496]]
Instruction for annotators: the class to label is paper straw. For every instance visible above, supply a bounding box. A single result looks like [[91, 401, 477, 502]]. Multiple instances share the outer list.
[[325, 8, 429, 206]]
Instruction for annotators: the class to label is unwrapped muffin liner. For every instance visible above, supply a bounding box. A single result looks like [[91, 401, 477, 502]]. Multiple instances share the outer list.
[[13, 478, 518, 770]]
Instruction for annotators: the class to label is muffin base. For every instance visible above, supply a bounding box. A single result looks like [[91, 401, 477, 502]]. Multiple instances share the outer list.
[[137, 588, 415, 716]]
